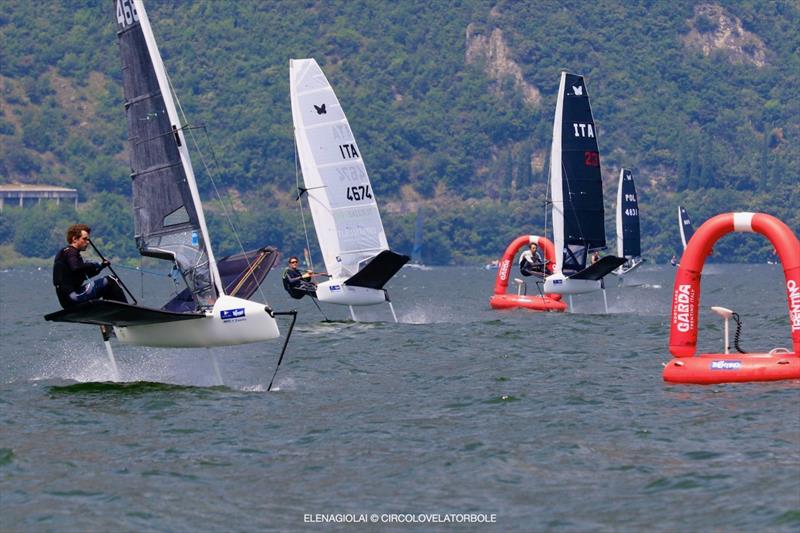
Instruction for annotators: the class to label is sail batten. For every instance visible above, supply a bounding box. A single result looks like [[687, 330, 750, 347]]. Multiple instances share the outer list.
[[116, 0, 222, 307]]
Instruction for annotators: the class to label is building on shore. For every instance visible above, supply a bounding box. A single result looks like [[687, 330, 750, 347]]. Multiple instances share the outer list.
[[0, 184, 78, 211]]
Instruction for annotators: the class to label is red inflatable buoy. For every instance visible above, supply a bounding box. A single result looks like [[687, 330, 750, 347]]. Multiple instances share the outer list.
[[664, 212, 800, 384], [489, 235, 567, 312]]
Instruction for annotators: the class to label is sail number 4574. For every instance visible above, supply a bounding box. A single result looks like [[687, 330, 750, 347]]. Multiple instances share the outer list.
[[346, 185, 372, 202], [117, 0, 140, 27]]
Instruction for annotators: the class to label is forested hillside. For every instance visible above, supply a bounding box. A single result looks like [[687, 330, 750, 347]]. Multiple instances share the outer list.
[[1, 0, 797, 265]]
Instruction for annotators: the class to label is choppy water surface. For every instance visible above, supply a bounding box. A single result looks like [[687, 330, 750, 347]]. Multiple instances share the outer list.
[[1, 265, 798, 531]]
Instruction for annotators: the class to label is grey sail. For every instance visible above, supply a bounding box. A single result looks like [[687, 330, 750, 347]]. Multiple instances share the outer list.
[[115, 0, 218, 308]]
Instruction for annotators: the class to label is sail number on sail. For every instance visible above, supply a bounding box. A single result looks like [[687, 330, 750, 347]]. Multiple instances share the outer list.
[[346, 185, 372, 202], [116, 0, 139, 26]]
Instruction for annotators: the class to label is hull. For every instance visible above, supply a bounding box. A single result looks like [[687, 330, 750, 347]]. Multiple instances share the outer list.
[[543, 274, 601, 295], [489, 294, 566, 312], [316, 280, 387, 306], [613, 259, 644, 277], [114, 295, 280, 348], [663, 353, 800, 384]]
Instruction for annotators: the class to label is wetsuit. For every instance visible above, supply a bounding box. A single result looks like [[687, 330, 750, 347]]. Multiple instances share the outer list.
[[282, 267, 317, 299], [519, 249, 545, 277], [52, 246, 126, 308]]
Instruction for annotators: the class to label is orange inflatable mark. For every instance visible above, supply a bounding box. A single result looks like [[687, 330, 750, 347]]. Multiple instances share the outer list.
[[492, 235, 557, 296], [668, 212, 800, 358]]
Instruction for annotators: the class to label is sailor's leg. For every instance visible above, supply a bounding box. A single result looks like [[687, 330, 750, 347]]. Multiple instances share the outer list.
[[103, 276, 128, 303]]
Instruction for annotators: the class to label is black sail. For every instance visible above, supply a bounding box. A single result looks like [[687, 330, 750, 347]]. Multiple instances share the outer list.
[[552, 72, 606, 273], [678, 206, 695, 249], [618, 169, 641, 258], [115, 0, 215, 308]]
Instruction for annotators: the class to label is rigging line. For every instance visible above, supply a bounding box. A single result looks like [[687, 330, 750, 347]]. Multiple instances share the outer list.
[[294, 140, 317, 274], [166, 72, 268, 304], [113, 263, 171, 277]]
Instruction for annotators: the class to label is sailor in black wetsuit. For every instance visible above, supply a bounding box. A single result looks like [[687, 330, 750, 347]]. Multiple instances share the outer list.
[[519, 242, 545, 278], [52, 224, 127, 308], [281, 256, 317, 299]]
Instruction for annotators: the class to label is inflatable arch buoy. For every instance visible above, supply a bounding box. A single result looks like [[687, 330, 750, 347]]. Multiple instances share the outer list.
[[489, 235, 567, 312], [664, 212, 800, 384]]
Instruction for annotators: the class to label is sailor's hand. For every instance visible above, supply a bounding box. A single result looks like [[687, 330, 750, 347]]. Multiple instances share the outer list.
[[101, 259, 111, 268]]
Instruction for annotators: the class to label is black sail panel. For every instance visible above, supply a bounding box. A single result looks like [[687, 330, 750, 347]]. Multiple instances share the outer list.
[[620, 169, 641, 257], [115, 0, 214, 307], [559, 73, 606, 271]]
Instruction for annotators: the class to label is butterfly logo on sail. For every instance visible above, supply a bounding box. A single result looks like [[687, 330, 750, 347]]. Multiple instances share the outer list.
[[571, 85, 583, 96], [313, 103, 327, 115]]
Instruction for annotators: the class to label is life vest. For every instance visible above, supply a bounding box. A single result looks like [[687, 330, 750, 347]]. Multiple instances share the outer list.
[[282, 268, 306, 300]]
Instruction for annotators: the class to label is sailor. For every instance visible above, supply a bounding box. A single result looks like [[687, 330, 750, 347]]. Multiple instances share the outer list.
[[52, 224, 127, 308], [591, 251, 601, 264], [519, 242, 545, 277], [282, 256, 318, 299]]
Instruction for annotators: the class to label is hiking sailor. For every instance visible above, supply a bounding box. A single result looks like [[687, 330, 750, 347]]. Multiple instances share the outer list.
[[282, 256, 318, 299], [519, 242, 545, 278], [52, 224, 127, 308]]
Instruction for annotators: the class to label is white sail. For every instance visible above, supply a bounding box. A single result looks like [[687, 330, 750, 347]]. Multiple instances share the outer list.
[[290, 58, 389, 281], [549, 71, 566, 275]]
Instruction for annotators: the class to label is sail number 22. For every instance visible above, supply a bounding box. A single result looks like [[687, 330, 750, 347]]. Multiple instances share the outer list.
[[117, 0, 140, 27], [346, 185, 372, 202]]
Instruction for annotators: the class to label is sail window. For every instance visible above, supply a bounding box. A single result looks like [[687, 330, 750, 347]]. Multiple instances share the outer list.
[[163, 205, 190, 227]]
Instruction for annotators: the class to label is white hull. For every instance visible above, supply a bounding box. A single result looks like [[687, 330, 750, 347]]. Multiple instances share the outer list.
[[543, 273, 601, 295], [613, 259, 644, 277], [114, 295, 280, 348], [315, 280, 387, 306]]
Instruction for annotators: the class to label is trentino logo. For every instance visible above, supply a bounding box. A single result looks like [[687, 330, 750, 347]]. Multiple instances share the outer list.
[[220, 308, 246, 320], [329, 285, 341, 292], [710, 360, 742, 370]]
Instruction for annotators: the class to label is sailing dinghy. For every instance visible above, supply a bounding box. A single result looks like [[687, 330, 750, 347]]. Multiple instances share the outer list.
[[613, 168, 644, 276], [542, 72, 625, 297], [289, 58, 408, 319], [45, 0, 290, 351]]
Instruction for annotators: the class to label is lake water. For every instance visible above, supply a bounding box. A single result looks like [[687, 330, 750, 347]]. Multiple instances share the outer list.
[[1, 264, 798, 531]]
